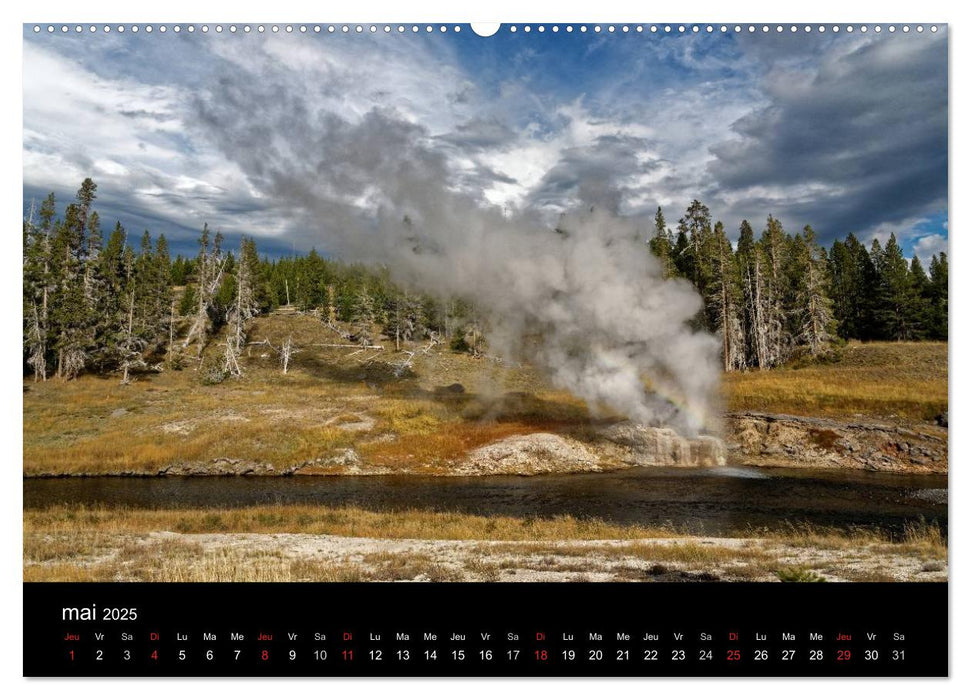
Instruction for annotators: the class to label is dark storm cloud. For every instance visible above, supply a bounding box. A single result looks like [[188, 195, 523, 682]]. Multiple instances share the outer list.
[[709, 33, 947, 241]]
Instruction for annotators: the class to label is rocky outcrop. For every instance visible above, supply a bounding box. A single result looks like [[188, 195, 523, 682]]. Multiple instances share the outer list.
[[293, 448, 394, 476], [156, 449, 395, 477], [727, 412, 947, 473], [453, 433, 602, 476], [158, 459, 292, 476], [451, 423, 728, 476], [594, 422, 727, 468]]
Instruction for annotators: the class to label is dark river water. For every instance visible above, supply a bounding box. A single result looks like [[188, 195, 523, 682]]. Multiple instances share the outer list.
[[23, 466, 947, 537]]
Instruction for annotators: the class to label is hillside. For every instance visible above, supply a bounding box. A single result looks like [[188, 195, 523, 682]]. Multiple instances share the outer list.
[[23, 311, 947, 476]]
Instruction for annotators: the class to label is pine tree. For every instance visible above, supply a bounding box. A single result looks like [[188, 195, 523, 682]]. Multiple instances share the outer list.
[[792, 226, 835, 355], [170, 254, 194, 286], [707, 221, 744, 370], [874, 234, 920, 340], [927, 252, 948, 340], [83, 210, 103, 327], [759, 215, 789, 365], [851, 234, 881, 340], [351, 284, 377, 347], [672, 227, 691, 281], [178, 284, 197, 316], [23, 193, 56, 380], [462, 302, 485, 356], [909, 255, 931, 339], [648, 206, 675, 277], [154, 235, 173, 348], [675, 200, 713, 293], [92, 221, 128, 371], [736, 220, 770, 368], [127, 231, 172, 355], [50, 180, 99, 378], [827, 237, 859, 339]]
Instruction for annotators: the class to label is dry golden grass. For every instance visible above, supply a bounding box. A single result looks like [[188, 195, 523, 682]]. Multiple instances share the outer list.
[[475, 540, 775, 567], [23, 313, 593, 475], [24, 504, 946, 583], [723, 341, 947, 420], [24, 562, 118, 582], [24, 531, 108, 561], [24, 504, 674, 541], [23, 541, 370, 583], [26, 503, 944, 549], [762, 520, 947, 560]]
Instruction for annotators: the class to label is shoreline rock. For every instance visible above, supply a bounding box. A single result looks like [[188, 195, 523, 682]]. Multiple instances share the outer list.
[[593, 422, 727, 468], [452, 432, 602, 476], [727, 412, 947, 473]]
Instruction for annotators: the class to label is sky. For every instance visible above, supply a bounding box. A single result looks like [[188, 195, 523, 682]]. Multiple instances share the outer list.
[[22, 24, 948, 262]]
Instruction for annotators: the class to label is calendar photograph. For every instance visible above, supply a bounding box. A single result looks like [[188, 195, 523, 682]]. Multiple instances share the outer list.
[[23, 22, 947, 590]]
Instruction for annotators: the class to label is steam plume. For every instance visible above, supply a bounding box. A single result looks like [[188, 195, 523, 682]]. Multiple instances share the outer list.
[[191, 52, 721, 435]]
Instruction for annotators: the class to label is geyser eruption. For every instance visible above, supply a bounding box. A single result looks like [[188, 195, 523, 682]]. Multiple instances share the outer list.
[[192, 57, 722, 435]]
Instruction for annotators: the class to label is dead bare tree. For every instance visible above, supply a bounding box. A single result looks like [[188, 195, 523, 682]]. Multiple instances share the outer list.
[[390, 350, 415, 376], [222, 236, 261, 377], [281, 335, 295, 374], [316, 342, 383, 350], [119, 274, 147, 384], [166, 298, 176, 365], [182, 225, 225, 357], [26, 302, 47, 382], [325, 320, 352, 341]]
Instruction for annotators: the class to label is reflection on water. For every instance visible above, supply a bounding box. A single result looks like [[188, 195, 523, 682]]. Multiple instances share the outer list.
[[699, 466, 770, 480], [23, 466, 947, 537]]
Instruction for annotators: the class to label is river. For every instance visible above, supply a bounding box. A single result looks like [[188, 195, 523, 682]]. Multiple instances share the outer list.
[[23, 466, 947, 537]]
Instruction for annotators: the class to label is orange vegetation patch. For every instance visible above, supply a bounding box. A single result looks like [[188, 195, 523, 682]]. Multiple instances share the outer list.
[[360, 419, 578, 468]]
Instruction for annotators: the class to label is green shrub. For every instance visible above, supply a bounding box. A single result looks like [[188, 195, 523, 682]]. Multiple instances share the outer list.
[[200, 364, 227, 386], [776, 566, 826, 582]]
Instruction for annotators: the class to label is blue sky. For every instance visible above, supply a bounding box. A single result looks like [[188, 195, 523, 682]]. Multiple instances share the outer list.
[[23, 24, 948, 262]]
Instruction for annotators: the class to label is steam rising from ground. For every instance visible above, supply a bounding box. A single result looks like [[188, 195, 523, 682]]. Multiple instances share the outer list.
[[192, 61, 721, 435]]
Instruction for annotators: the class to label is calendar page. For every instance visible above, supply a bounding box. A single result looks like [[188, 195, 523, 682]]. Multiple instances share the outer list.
[[21, 20, 948, 677]]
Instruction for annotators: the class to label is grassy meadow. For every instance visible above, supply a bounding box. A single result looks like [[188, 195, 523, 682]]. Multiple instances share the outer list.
[[723, 341, 947, 421]]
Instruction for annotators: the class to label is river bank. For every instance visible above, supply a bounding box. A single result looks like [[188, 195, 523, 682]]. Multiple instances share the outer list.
[[23, 503, 947, 584], [22, 409, 945, 478]]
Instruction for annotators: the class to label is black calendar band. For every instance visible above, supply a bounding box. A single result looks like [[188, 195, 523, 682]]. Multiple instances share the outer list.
[[24, 582, 947, 677]]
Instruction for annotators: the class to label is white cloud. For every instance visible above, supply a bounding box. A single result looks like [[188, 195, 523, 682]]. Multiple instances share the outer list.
[[22, 41, 285, 240], [23, 30, 946, 254], [912, 233, 948, 265]]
